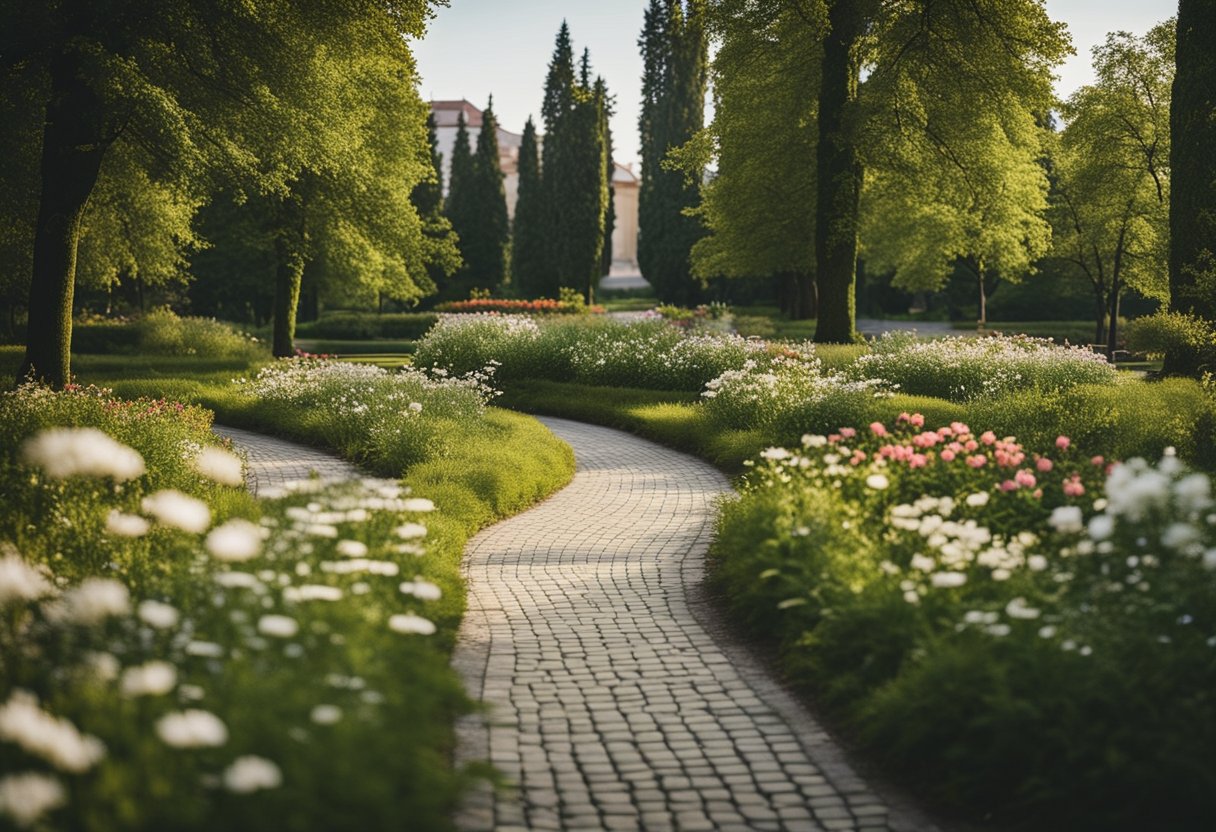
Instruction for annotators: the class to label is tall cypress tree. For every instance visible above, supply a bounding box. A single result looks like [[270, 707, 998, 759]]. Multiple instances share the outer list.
[[539, 22, 577, 297], [638, 0, 708, 305], [511, 117, 546, 296], [600, 80, 617, 277], [410, 111, 458, 299], [464, 96, 509, 289], [441, 111, 476, 300]]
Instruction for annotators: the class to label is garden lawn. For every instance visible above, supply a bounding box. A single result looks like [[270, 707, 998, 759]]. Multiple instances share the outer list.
[[0, 359, 573, 830]]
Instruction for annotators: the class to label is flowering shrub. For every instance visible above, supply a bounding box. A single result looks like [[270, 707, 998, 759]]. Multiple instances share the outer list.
[[713, 416, 1216, 829], [1, 424, 466, 830], [412, 313, 544, 379], [238, 357, 496, 474], [845, 331, 1118, 401], [701, 346, 887, 434]]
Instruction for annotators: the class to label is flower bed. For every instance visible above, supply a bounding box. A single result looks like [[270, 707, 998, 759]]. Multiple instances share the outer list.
[[845, 331, 1117, 401], [433, 297, 604, 315], [712, 415, 1216, 829]]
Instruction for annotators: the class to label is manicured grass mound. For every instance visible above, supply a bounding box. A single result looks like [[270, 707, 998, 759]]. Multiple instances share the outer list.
[[711, 418, 1216, 830], [294, 312, 438, 341], [0, 374, 574, 831], [71, 308, 266, 361]]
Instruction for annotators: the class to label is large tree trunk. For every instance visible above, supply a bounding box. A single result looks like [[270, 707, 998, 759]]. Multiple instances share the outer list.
[[271, 199, 306, 358], [813, 0, 866, 344], [19, 52, 109, 387], [1093, 287, 1107, 346], [1107, 279, 1121, 362], [1166, 0, 1216, 374]]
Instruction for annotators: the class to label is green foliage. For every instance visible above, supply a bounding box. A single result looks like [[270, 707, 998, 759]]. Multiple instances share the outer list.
[[1048, 20, 1173, 350], [510, 118, 546, 298], [294, 313, 438, 342], [1168, 0, 1216, 362], [638, 0, 708, 306], [1127, 311, 1216, 372], [846, 332, 1119, 401], [712, 424, 1216, 828], [458, 99, 510, 292]]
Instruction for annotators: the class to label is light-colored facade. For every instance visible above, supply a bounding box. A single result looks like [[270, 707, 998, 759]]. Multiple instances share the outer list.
[[430, 99, 639, 272]]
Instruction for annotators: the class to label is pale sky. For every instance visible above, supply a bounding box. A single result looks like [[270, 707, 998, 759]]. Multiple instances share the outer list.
[[412, 0, 1178, 168]]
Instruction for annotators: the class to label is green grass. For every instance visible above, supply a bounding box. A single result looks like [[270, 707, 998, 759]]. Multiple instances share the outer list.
[[954, 320, 1099, 344], [295, 339, 418, 355]]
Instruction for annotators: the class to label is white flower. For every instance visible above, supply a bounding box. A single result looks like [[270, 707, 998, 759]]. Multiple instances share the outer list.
[[1048, 506, 1084, 535], [399, 579, 442, 601], [83, 651, 120, 681], [193, 446, 245, 487], [283, 585, 343, 602], [205, 519, 262, 562], [138, 600, 180, 629], [401, 498, 435, 513], [1173, 472, 1212, 514], [930, 571, 967, 588], [865, 474, 889, 490], [0, 554, 53, 604], [965, 492, 990, 507], [21, 428, 145, 481], [802, 434, 828, 448], [213, 571, 263, 590], [1087, 514, 1115, 541], [1027, 555, 1048, 572], [49, 578, 130, 625], [0, 691, 105, 772], [257, 615, 298, 638], [105, 510, 150, 538], [156, 709, 228, 748], [760, 447, 791, 461], [408, 402, 423, 413], [1161, 522, 1201, 551], [910, 554, 936, 572], [1005, 597, 1042, 620], [1038, 625, 1058, 638], [335, 540, 368, 558], [310, 704, 342, 725], [986, 623, 1012, 637], [394, 523, 427, 540], [141, 490, 211, 533], [388, 613, 436, 635], [120, 661, 177, 697], [185, 641, 225, 658], [320, 559, 399, 576], [223, 755, 282, 793], [0, 772, 66, 828]]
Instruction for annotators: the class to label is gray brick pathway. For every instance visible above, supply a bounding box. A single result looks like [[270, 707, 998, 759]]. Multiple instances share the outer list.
[[453, 417, 941, 832], [211, 424, 359, 494]]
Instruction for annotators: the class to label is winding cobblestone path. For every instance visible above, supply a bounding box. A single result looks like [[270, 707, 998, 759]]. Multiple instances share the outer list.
[[453, 417, 940, 832], [211, 425, 359, 494]]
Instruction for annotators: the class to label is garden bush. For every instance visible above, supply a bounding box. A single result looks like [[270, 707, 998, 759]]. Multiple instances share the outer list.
[[294, 312, 438, 341], [70, 309, 266, 360], [845, 331, 1118, 401], [712, 415, 1216, 829], [0, 373, 573, 831]]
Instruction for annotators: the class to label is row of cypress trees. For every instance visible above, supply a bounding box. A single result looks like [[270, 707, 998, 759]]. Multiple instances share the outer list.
[[513, 23, 614, 302]]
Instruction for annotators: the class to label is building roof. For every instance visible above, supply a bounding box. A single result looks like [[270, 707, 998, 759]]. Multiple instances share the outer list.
[[431, 99, 484, 128]]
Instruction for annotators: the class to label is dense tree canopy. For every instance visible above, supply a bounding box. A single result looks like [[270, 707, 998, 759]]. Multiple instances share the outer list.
[[511, 118, 546, 296], [1, 0, 445, 380], [639, 0, 708, 306], [1049, 22, 1172, 353]]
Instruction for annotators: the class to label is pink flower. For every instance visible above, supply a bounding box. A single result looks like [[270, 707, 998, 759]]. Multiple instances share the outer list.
[[980, 431, 996, 445], [912, 431, 941, 448], [951, 422, 970, 436], [1063, 476, 1085, 497], [1056, 435, 1071, 450], [909, 413, 925, 427], [938, 426, 954, 437], [1091, 455, 1105, 467], [839, 427, 857, 438], [1015, 470, 1037, 489], [964, 440, 979, 452], [908, 454, 929, 469], [940, 449, 956, 462], [966, 455, 987, 469], [828, 434, 841, 444], [897, 412, 912, 423], [1033, 488, 1043, 499], [869, 422, 888, 437], [1036, 457, 1054, 473], [1000, 480, 1018, 492]]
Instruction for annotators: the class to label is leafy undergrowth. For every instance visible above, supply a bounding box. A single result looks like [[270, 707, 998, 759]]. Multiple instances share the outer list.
[[0, 373, 573, 830], [711, 418, 1216, 830]]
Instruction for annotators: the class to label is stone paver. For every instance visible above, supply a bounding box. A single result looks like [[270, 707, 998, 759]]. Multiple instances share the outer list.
[[453, 417, 941, 832], [212, 425, 359, 494]]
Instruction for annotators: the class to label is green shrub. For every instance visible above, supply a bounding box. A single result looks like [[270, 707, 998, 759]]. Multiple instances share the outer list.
[[1126, 311, 1216, 371], [711, 417, 1216, 829], [295, 312, 438, 341], [69, 310, 266, 360], [846, 332, 1118, 401]]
